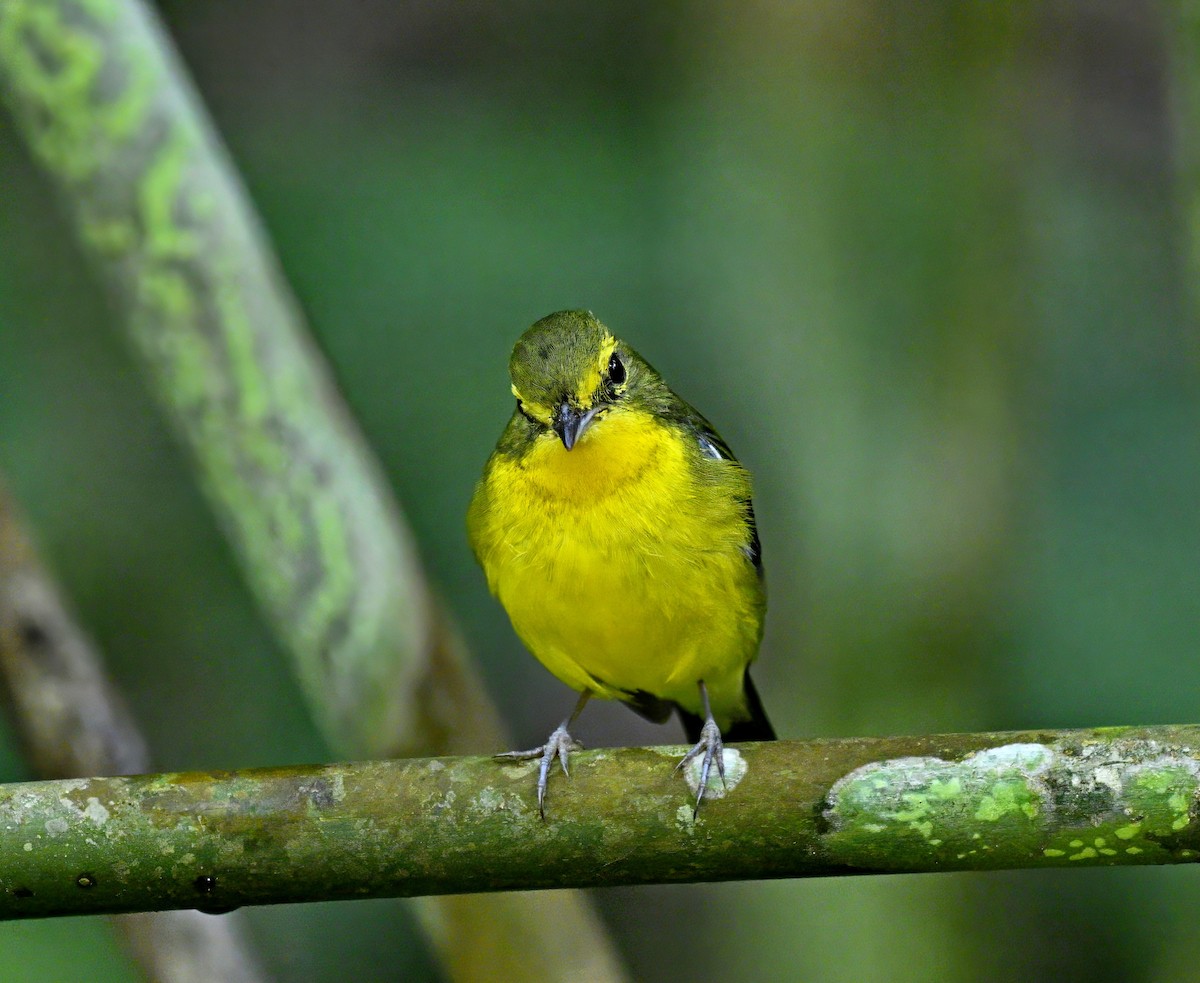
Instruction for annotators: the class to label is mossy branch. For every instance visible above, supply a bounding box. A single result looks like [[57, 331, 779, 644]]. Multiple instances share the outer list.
[[2, 724, 1199, 920]]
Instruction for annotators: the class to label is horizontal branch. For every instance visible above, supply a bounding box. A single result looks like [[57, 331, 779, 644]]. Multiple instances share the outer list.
[[3, 724, 1200, 919]]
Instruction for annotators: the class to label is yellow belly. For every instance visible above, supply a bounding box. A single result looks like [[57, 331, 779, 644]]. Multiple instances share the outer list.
[[469, 408, 763, 725]]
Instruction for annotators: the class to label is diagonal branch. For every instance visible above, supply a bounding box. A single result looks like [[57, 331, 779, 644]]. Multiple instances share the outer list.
[[3, 724, 1200, 921], [0, 0, 468, 758], [0, 486, 149, 779]]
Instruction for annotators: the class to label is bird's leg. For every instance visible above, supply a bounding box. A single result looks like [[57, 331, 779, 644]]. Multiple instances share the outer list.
[[496, 690, 591, 818], [675, 680, 727, 818]]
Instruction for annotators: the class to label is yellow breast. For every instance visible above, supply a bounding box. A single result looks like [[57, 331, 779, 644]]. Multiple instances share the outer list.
[[469, 407, 763, 723]]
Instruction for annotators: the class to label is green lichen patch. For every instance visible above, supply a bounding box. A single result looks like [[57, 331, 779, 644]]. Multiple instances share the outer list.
[[822, 744, 1055, 868], [821, 737, 1200, 872], [0, 2, 155, 182], [1124, 761, 1200, 836], [1045, 741, 1200, 860]]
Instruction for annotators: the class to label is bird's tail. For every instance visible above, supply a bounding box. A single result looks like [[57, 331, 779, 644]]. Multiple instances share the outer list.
[[677, 671, 777, 744]]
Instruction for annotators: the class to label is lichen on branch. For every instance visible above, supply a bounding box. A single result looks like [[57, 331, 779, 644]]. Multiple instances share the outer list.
[[2, 726, 1199, 920]]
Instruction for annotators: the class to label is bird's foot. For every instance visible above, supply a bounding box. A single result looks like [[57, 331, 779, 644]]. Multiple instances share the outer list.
[[675, 715, 727, 818], [497, 724, 583, 819]]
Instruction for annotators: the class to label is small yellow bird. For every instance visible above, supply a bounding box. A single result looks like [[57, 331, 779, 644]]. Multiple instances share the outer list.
[[468, 310, 774, 815]]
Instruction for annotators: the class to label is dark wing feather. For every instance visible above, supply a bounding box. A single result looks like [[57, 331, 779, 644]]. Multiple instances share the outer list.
[[620, 689, 676, 724], [669, 400, 763, 576]]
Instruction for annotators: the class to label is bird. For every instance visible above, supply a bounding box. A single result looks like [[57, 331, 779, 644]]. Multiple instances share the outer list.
[[467, 310, 774, 817]]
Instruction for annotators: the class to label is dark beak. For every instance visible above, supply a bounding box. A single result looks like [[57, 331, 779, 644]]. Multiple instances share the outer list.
[[553, 401, 601, 450]]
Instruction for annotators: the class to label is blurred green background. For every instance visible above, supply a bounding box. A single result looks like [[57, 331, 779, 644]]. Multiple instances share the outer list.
[[2, 1, 1199, 980]]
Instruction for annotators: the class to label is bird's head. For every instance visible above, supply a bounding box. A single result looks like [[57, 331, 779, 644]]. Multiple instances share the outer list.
[[508, 310, 662, 450]]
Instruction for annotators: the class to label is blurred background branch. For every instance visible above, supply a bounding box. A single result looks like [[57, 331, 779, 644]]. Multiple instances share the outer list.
[[1169, 1, 1200, 334], [6, 725, 1200, 922], [0, 483, 148, 779], [0, 480, 267, 982]]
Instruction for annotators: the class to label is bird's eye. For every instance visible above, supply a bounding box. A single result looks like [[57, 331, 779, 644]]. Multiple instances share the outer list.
[[608, 352, 626, 386]]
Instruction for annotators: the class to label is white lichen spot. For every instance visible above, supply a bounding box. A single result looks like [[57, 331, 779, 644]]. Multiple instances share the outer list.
[[180, 853, 195, 865], [682, 748, 747, 801], [22, 843, 31, 852], [970, 744, 1055, 774], [675, 804, 697, 832], [56, 790, 89, 818], [862, 823, 886, 833], [473, 786, 518, 814], [929, 839, 943, 847], [427, 760, 446, 773], [83, 798, 109, 826], [56, 780, 91, 796], [44, 817, 68, 838], [1092, 765, 1125, 793]]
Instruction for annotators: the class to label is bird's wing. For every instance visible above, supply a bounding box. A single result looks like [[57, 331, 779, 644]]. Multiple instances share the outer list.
[[669, 400, 763, 576]]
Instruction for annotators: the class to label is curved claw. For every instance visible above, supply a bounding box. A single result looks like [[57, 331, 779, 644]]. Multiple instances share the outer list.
[[675, 716, 728, 818], [497, 724, 583, 819]]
